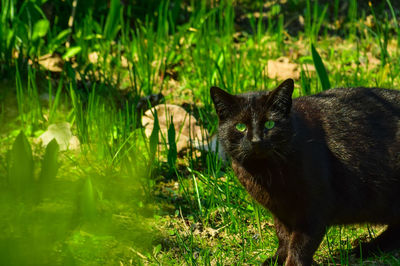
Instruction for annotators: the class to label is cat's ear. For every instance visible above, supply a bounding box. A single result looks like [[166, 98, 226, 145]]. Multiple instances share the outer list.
[[267, 79, 294, 116], [210, 86, 237, 120]]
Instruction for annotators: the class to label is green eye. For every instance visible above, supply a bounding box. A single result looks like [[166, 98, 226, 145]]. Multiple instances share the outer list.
[[235, 123, 247, 132], [264, 120, 275, 129]]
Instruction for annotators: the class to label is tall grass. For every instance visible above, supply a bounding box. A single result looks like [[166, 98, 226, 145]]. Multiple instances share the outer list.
[[305, 0, 328, 44]]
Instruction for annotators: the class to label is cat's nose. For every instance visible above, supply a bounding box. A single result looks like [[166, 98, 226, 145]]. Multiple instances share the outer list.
[[251, 134, 261, 143]]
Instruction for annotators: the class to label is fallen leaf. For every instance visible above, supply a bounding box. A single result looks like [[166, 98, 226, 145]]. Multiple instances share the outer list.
[[88, 51, 128, 68], [38, 53, 64, 72], [366, 52, 381, 69], [266, 57, 315, 80], [88, 52, 99, 64], [37, 122, 80, 151]]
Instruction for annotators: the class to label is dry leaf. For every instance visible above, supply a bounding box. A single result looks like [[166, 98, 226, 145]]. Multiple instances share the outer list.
[[366, 52, 381, 69], [38, 53, 64, 72], [88, 51, 128, 68], [88, 52, 99, 64], [266, 57, 315, 80]]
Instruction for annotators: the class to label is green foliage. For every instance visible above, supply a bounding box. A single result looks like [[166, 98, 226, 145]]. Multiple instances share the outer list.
[[305, 0, 328, 43], [48, 29, 72, 54], [103, 0, 122, 41], [386, 0, 400, 48], [300, 65, 312, 95], [7, 132, 60, 200], [1, 126, 154, 265], [311, 44, 331, 91], [167, 116, 177, 174], [40, 138, 59, 183], [31, 19, 50, 41], [149, 110, 160, 163], [63, 46, 82, 60], [8, 131, 34, 198], [368, 1, 391, 68], [80, 177, 97, 222]]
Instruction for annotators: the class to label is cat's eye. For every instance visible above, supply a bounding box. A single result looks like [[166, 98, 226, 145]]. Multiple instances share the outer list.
[[264, 120, 275, 130], [235, 123, 247, 132]]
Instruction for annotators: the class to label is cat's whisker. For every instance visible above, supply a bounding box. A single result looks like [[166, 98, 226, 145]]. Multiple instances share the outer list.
[[272, 149, 287, 162]]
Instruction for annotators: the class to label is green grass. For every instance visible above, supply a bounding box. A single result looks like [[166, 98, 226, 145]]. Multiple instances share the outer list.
[[1, 0, 400, 265]]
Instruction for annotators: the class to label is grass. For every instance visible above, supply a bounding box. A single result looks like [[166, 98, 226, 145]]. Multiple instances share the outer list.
[[1, 0, 400, 265]]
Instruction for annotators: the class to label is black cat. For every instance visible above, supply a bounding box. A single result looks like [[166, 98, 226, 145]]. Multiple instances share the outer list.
[[210, 79, 400, 265]]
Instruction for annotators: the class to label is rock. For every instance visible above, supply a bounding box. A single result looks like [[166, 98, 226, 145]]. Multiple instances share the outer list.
[[37, 122, 80, 151], [142, 104, 203, 153], [142, 104, 227, 160]]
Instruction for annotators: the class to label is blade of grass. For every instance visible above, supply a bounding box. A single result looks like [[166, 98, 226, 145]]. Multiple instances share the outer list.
[[8, 131, 34, 199], [39, 138, 60, 183], [167, 116, 177, 175], [311, 43, 331, 91], [386, 0, 400, 50], [80, 177, 97, 222], [103, 0, 122, 41], [48, 75, 64, 123]]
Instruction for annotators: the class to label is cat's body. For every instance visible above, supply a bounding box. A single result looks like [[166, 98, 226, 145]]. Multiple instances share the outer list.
[[211, 79, 400, 265]]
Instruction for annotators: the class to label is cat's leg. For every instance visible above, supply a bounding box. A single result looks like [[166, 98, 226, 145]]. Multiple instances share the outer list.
[[354, 223, 400, 257], [263, 217, 291, 265], [284, 226, 325, 266], [274, 217, 291, 264]]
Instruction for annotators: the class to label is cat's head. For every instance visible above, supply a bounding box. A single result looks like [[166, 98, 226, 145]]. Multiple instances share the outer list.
[[210, 79, 294, 164]]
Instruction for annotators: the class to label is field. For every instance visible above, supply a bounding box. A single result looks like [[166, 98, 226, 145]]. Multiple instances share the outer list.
[[1, 0, 400, 265]]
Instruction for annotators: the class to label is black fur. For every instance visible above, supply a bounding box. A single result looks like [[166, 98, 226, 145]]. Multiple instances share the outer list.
[[211, 79, 400, 265]]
